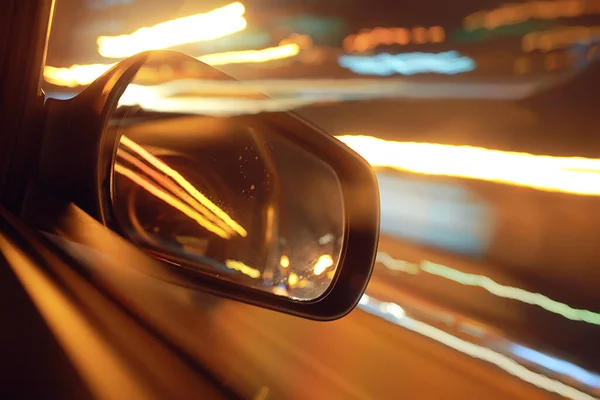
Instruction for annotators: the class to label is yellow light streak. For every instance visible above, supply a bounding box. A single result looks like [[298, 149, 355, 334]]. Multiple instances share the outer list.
[[0, 236, 163, 400], [117, 148, 238, 236], [97, 2, 247, 58], [44, 63, 116, 88], [225, 259, 261, 278], [43, 43, 299, 87], [198, 43, 299, 65], [463, 0, 600, 31], [114, 163, 230, 238], [343, 26, 445, 53], [337, 135, 600, 196], [119, 136, 247, 237], [119, 90, 315, 115], [523, 26, 600, 52], [313, 254, 334, 275]]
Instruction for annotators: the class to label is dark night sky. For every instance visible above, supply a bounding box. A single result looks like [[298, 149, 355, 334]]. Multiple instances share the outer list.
[[81, 0, 506, 28], [243, 0, 504, 30]]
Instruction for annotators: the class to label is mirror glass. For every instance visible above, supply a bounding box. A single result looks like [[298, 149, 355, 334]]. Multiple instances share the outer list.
[[109, 52, 344, 300]]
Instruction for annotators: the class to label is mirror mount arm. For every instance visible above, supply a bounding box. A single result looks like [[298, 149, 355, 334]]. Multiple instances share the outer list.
[[26, 52, 150, 225]]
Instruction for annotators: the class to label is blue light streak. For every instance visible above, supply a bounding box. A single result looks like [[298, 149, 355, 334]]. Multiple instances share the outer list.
[[338, 51, 476, 76]]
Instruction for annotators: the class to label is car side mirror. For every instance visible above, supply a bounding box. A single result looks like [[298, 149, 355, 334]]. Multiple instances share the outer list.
[[32, 50, 379, 320]]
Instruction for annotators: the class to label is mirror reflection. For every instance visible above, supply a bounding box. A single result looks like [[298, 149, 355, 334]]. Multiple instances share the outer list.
[[109, 53, 344, 300]]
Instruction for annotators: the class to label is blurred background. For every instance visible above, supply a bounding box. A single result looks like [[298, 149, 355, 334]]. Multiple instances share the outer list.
[[43, 0, 600, 398]]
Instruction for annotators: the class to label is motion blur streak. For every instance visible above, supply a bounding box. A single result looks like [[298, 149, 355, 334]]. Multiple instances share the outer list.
[[338, 52, 476, 76], [44, 63, 115, 87], [313, 254, 334, 275], [120, 136, 248, 237], [114, 163, 231, 239], [199, 43, 299, 66], [463, 0, 600, 30], [344, 26, 445, 52], [225, 260, 261, 279], [43, 43, 300, 87], [511, 345, 600, 388], [117, 149, 238, 237], [337, 135, 600, 196], [0, 236, 156, 399], [421, 261, 600, 325], [118, 85, 318, 115], [376, 252, 600, 325], [97, 2, 247, 58], [358, 294, 596, 400], [376, 252, 419, 274], [523, 26, 600, 52]]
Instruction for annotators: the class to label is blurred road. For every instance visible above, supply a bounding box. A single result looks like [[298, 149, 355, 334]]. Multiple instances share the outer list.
[[66, 225, 596, 400], [50, 213, 599, 400], [371, 235, 600, 370], [188, 292, 554, 400], [175, 235, 598, 400]]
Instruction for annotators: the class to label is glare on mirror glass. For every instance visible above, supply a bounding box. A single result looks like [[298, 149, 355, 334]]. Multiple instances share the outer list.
[[109, 53, 344, 300]]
